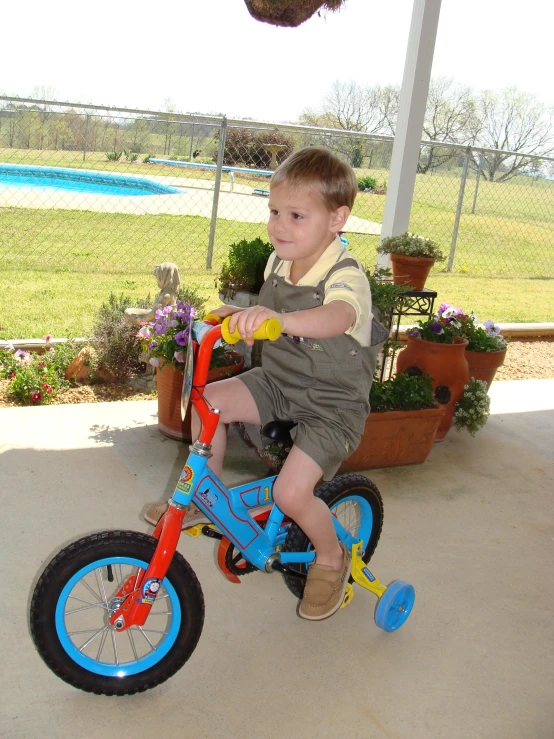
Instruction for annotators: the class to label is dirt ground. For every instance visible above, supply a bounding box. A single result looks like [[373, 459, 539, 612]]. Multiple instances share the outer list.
[[1, 340, 553, 408]]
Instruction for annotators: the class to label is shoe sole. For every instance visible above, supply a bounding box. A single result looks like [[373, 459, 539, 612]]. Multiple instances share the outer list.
[[297, 556, 353, 621]]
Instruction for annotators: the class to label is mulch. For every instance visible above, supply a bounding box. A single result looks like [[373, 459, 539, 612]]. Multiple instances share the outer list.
[[1, 340, 553, 408]]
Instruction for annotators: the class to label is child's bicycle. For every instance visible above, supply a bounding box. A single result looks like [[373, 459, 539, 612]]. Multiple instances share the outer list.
[[30, 317, 415, 696]]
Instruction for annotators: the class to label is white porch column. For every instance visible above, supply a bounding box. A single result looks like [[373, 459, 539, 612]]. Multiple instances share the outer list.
[[377, 0, 442, 268]]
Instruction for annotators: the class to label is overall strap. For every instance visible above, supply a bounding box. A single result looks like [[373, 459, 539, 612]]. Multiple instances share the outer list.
[[320, 257, 361, 290]]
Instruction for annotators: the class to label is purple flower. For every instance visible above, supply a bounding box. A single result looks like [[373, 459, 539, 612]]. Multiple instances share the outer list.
[[154, 309, 164, 320], [168, 319, 179, 328], [407, 329, 420, 338], [174, 350, 186, 363], [430, 322, 444, 335], [154, 321, 167, 336], [437, 302, 451, 316], [177, 301, 186, 311], [148, 341, 159, 350], [137, 325, 152, 339], [149, 357, 161, 367], [174, 329, 189, 346], [162, 305, 173, 316], [483, 320, 500, 335]]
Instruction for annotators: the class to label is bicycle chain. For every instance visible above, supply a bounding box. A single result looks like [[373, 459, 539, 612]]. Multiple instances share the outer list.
[[224, 543, 258, 576]]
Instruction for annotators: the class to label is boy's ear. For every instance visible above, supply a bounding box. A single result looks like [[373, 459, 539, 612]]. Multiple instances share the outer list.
[[329, 206, 350, 233]]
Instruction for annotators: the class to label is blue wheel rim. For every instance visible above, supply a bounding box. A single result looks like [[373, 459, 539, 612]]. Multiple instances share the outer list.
[[55, 556, 181, 677], [375, 580, 415, 632], [330, 494, 373, 549]]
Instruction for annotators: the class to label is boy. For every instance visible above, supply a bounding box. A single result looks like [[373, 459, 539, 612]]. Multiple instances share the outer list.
[[146, 147, 375, 620]]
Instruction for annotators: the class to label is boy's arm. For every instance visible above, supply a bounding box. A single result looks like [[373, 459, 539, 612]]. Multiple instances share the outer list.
[[228, 301, 356, 342]]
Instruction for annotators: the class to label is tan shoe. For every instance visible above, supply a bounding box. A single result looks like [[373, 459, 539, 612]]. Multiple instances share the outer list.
[[144, 501, 211, 529], [298, 543, 352, 621]]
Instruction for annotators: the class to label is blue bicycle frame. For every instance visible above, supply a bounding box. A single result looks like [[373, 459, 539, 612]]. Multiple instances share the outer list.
[[171, 445, 362, 572]]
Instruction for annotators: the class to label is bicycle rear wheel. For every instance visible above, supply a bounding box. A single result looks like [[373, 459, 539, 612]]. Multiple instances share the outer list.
[[281, 474, 383, 599], [30, 530, 204, 695]]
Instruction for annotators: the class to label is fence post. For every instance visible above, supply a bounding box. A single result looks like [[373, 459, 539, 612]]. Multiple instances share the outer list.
[[206, 117, 227, 270], [82, 114, 89, 161], [471, 149, 482, 214], [447, 146, 470, 272]]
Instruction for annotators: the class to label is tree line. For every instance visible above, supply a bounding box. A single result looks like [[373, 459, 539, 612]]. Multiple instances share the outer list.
[[299, 78, 554, 181]]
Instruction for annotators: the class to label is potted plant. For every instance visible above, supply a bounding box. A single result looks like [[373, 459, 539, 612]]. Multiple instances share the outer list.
[[397, 313, 470, 441], [376, 232, 445, 291], [217, 237, 274, 308], [436, 303, 508, 390], [235, 372, 444, 472], [244, 0, 345, 27], [139, 302, 244, 441], [453, 378, 491, 437]]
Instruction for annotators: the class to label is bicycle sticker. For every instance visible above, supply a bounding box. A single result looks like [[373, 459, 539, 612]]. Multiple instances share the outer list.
[[140, 578, 162, 605], [175, 466, 194, 494]]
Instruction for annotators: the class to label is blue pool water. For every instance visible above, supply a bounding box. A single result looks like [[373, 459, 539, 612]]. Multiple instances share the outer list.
[[0, 163, 180, 196]]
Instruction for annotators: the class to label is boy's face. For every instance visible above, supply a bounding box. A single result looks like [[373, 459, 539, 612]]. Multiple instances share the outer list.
[[267, 182, 349, 270]]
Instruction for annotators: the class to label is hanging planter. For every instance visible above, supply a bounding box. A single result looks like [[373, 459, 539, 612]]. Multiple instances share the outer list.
[[157, 352, 244, 441], [244, 0, 345, 27]]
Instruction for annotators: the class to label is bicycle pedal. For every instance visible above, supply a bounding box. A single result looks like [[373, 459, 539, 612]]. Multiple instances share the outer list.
[[341, 583, 354, 608], [184, 524, 205, 538]]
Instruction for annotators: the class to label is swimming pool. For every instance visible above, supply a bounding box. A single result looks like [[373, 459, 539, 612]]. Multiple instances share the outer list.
[[0, 163, 180, 196]]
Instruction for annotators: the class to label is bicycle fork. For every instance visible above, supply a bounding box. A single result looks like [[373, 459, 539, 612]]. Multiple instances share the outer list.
[[108, 504, 184, 631]]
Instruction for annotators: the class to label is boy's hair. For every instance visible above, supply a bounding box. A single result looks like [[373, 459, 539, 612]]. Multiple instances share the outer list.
[[271, 146, 358, 211]]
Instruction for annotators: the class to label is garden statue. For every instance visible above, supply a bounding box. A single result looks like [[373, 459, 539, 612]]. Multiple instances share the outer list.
[[125, 262, 181, 325]]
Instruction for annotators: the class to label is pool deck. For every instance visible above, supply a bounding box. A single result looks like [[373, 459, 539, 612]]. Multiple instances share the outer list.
[[0, 378, 553, 738], [0, 174, 381, 235]]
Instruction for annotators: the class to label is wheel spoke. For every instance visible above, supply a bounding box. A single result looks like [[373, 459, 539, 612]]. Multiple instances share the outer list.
[[80, 578, 103, 604], [79, 625, 110, 652], [66, 602, 108, 615], [95, 568, 110, 610], [95, 628, 108, 662], [111, 629, 119, 666], [127, 629, 139, 661], [137, 626, 155, 650]]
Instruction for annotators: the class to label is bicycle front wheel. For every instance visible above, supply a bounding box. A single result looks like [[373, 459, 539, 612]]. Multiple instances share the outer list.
[[30, 530, 204, 695], [281, 474, 384, 599]]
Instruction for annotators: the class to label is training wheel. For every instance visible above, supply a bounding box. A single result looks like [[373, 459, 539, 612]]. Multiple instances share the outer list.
[[340, 583, 354, 608], [374, 580, 415, 632]]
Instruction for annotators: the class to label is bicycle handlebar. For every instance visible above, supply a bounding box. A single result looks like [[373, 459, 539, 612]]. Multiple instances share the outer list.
[[220, 316, 282, 344]]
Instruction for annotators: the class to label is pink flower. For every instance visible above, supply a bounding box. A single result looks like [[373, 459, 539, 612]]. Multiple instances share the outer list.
[[149, 357, 161, 367], [173, 350, 186, 363], [42, 334, 53, 345], [137, 325, 152, 339], [32, 392, 42, 403]]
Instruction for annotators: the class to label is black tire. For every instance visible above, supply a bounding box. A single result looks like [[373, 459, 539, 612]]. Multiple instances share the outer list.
[[280, 474, 384, 599], [30, 530, 204, 695]]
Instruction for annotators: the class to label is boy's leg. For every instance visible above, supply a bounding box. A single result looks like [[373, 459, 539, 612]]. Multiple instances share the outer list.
[[273, 446, 343, 570], [191, 376, 261, 478], [145, 377, 260, 526]]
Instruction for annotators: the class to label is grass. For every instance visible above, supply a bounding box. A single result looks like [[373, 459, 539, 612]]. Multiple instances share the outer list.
[[1, 148, 553, 338], [1, 267, 552, 340]]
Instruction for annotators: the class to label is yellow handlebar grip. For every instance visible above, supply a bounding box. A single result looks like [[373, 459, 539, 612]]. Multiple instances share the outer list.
[[221, 317, 282, 344], [203, 313, 223, 324]]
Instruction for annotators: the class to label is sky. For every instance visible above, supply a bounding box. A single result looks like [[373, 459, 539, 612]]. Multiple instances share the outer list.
[[1, 0, 553, 123]]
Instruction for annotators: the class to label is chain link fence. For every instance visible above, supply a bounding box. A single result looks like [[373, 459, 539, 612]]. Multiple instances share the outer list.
[[0, 96, 552, 278]]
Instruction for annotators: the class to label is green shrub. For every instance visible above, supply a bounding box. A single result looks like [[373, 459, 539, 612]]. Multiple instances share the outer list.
[[357, 175, 378, 191], [89, 294, 144, 382], [218, 238, 274, 294], [106, 151, 122, 161], [369, 372, 436, 412]]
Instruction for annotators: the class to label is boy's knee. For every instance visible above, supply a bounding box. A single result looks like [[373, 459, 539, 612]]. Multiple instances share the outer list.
[[273, 479, 306, 517]]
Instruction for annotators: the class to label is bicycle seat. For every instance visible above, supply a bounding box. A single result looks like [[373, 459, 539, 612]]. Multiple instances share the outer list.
[[261, 420, 297, 444]]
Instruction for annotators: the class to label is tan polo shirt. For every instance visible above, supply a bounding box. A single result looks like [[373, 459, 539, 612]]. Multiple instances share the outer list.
[[263, 236, 372, 347]]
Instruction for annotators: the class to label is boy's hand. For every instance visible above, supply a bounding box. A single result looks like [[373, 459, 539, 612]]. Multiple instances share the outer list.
[[228, 306, 284, 346], [207, 305, 243, 319]]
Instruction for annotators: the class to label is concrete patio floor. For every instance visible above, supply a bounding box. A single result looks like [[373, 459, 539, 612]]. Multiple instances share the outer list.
[[1, 379, 553, 738]]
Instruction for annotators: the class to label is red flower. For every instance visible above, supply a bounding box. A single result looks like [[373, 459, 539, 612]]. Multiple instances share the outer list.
[[8, 370, 16, 379], [32, 392, 42, 403], [39, 361, 46, 367], [42, 383, 53, 393]]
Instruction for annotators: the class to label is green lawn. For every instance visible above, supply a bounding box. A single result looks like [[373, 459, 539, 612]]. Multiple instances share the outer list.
[[1, 150, 553, 339]]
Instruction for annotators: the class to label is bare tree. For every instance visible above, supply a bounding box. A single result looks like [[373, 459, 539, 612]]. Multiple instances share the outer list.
[[471, 87, 554, 181], [418, 77, 477, 173], [322, 80, 391, 134]]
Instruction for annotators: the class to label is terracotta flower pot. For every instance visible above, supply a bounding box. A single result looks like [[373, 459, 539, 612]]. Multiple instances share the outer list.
[[156, 352, 244, 441], [338, 406, 445, 472], [396, 336, 470, 441], [465, 348, 507, 390], [390, 253, 435, 291]]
